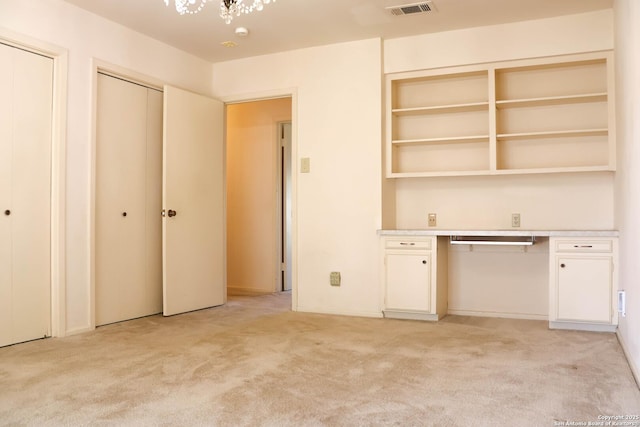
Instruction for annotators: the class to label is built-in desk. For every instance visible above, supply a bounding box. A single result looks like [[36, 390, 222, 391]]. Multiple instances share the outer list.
[[379, 230, 619, 332]]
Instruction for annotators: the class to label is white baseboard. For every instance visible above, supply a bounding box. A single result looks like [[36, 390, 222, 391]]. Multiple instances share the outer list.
[[296, 306, 383, 319], [616, 330, 640, 390], [549, 321, 617, 333], [65, 325, 94, 336], [227, 287, 274, 296], [383, 309, 441, 321], [447, 309, 548, 321]]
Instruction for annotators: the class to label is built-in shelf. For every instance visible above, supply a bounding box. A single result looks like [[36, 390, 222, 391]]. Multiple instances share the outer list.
[[392, 102, 489, 115], [497, 129, 608, 140], [496, 93, 607, 109], [392, 135, 490, 145], [385, 52, 615, 177]]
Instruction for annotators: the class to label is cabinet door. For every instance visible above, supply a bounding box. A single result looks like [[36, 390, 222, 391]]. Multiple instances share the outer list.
[[385, 252, 431, 312], [556, 256, 612, 323]]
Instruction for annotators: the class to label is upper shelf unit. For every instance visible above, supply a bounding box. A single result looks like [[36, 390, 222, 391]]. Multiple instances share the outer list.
[[385, 52, 615, 178]]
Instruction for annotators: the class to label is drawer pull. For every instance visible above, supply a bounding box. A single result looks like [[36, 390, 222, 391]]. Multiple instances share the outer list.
[[573, 245, 593, 248], [399, 242, 415, 246]]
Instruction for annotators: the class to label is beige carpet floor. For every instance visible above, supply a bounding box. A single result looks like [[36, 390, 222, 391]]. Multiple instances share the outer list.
[[0, 292, 638, 426]]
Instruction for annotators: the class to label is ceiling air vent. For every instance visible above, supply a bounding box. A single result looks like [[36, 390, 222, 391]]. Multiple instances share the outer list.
[[386, 1, 435, 16]]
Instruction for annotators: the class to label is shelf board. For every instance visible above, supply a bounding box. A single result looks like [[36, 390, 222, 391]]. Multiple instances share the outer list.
[[388, 170, 493, 178], [497, 129, 608, 140], [496, 93, 607, 109], [388, 165, 614, 179], [392, 102, 489, 115], [392, 135, 490, 146], [494, 165, 614, 175]]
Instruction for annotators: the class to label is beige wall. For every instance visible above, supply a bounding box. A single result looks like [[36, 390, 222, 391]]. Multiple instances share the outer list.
[[382, 11, 616, 318], [213, 39, 384, 317], [384, 10, 615, 231], [226, 98, 292, 295], [614, 0, 640, 384], [0, 0, 213, 334]]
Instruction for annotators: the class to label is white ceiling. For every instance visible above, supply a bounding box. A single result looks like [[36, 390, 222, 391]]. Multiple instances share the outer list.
[[61, 0, 612, 63]]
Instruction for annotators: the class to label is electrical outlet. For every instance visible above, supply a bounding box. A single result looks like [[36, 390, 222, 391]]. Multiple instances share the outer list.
[[330, 272, 341, 286], [428, 213, 437, 227], [511, 213, 521, 228]]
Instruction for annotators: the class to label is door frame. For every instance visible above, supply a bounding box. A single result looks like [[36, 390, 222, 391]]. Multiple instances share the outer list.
[[89, 60, 165, 329], [222, 90, 298, 310], [0, 29, 68, 338], [277, 121, 293, 292]]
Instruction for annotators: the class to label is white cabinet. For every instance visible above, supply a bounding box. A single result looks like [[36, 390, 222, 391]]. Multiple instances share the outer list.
[[382, 237, 447, 321], [549, 237, 618, 331], [385, 51, 615, 177]]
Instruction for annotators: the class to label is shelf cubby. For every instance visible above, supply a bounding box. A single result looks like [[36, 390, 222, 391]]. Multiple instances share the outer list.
[[385, 52, 615, 178]]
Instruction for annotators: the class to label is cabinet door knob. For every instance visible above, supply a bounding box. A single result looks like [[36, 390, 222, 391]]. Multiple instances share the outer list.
[[422, 260, 427, 264], [4, 210, 9, 216], [122, 212, 127, 217], [167, 209, 177, 218], [560, 263, 566, 268]]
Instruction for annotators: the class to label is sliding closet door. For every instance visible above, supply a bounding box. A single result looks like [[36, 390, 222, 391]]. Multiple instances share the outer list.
[[95, 73, 162, 326], [163, 85, 225, 316], [0, 43, 53, 346]]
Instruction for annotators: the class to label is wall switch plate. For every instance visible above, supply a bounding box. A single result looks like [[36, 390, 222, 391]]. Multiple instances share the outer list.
[[511, 213, 521, 228], [301, 157, 310, 173], [330, 271, 341, 286], [428, 213, 437, 227]]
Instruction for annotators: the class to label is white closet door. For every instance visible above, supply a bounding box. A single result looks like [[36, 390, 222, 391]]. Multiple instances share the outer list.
[[0, 43, 53, 346], [0, 44, 14, 345], [144, 88, 164, 316], [163, 85, 225, 316], [96, 74, 162, 326]]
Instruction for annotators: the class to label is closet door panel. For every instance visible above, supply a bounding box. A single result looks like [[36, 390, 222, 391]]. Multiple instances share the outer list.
[[144, 88, 163, 315], [0, 44, 52, 346], [0, 44, 14, 345], [96, 74, 147, 325], [10, 47, 52, 342]]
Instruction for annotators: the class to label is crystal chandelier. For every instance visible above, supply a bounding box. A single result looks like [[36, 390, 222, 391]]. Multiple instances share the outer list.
[[164, 0, 275, 24]]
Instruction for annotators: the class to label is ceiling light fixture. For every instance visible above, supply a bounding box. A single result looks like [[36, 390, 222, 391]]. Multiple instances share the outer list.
[[164, 0, 275, 24]]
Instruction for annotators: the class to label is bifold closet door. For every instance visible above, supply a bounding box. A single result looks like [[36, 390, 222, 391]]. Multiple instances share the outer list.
[[95, 74, 162, 326], [0, 43, 53, 347]]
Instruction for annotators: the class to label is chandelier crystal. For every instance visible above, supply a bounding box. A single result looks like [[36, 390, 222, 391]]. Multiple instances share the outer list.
[[164, 0, 275, 24]]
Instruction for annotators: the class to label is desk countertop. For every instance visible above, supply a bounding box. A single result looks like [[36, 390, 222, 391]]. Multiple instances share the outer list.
[[378, 229, 619, 237]]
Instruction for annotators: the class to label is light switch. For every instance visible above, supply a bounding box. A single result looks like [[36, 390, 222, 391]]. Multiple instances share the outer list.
[[301, 157, 310, 173]]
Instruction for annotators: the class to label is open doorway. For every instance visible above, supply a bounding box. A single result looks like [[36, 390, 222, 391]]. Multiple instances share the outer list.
[[226, 97, 292, 297]]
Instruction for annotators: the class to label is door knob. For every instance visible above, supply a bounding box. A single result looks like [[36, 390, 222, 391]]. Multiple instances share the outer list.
[[167, 209, 177, 218], [4, 210, 9, 216]]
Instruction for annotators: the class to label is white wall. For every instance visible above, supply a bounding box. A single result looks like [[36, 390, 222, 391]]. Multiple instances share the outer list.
[[614, 0, 640, 385], [383, 11, 616, 318], [385, 10, 615, 231], [385, 10, 614, 74], [0, 0, 213, 334], [213, 39, 383, 317]]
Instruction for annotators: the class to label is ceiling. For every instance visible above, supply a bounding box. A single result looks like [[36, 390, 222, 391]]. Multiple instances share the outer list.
[[61, 0, 613, 63]]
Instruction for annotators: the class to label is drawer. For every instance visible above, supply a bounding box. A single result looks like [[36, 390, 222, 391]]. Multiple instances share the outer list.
[[385, 238, 432, 250], [555, 240, 613, 253]]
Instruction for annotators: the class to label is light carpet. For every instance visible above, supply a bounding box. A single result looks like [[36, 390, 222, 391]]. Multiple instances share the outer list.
[[0, 292, 638, 426]]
